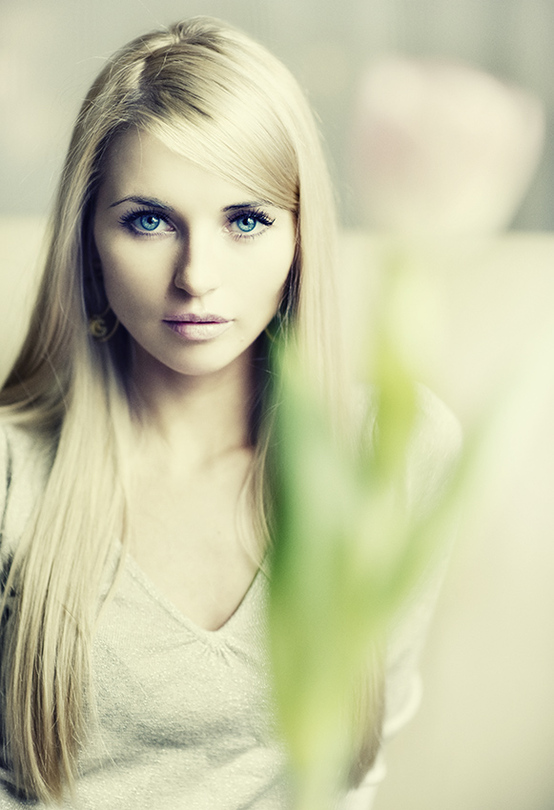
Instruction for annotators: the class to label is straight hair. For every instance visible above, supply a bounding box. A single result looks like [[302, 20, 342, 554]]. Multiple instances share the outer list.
[[0, 18, 382, 802]]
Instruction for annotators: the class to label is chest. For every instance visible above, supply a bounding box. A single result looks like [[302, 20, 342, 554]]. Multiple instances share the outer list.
[[94, 563, 270, 738], [127, 458, 260, 631], [81, 563, 292, 806]]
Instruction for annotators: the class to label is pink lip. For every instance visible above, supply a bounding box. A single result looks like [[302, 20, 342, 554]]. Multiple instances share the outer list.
[[163, 313, 232, 342], [163, 313, 229, 324]]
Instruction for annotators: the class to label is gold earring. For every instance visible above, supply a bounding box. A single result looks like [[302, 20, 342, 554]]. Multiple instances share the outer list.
[[88, 306, 119, 342]]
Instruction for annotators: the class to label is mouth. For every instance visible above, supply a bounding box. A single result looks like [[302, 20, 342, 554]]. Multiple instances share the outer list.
[[163, 313, 229, 324], [163, 313, 232, 342]]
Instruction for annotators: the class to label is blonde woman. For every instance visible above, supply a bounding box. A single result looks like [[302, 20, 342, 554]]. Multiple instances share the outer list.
[[0, 17, 460, 809]]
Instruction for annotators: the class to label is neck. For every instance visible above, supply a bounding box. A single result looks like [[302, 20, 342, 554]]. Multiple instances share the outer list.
[[128, 348, 258, 466]]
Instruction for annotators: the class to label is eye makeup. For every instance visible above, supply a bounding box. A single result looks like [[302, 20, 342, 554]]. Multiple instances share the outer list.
[[117, 203, 277, 241]]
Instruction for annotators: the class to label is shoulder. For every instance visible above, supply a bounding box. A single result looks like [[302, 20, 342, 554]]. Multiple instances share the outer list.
[[356, 382, 462, 510], [404, 384, 463, 516], [410, 383, 462, 459], [379, 388, 462, 742]]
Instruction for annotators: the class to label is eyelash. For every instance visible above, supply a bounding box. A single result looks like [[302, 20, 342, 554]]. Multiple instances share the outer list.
[[118, 206, 276, 240], [119, 208, 174, 237], [226, 208, 275, 240]]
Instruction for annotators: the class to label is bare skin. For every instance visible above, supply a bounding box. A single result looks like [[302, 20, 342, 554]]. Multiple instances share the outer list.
[[127, 349, 259, 631], [93, 131, 296, 630]]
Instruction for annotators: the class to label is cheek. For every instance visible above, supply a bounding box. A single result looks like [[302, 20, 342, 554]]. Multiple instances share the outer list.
[[95, 241, 153, 311], [263, 231, 296, 300], [98, 254, 132, 310], [272, 243, 296, 310], [101, 256, 133, 297], [244, 252, 294, 317], [93, 229, 122, 300]]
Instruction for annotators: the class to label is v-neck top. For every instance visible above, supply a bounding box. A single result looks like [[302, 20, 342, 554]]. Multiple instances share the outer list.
[[83, 553, 292, 810], [0, 388, 461, 809]]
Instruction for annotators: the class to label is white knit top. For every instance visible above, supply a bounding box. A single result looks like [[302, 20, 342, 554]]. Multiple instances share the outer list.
[[0, 387, 461, 809]]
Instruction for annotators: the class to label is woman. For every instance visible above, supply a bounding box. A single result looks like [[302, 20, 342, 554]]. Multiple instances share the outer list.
[[0, 17, 460, 809]]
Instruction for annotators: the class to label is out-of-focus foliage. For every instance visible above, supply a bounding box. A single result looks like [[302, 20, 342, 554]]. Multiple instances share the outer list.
[[267, 55, 545, 810], [267, 296, 462, 808]]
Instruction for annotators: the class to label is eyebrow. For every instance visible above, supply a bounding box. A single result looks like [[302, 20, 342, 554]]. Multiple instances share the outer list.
[[108, 195, 175, 211], [108, 195, 275, 212], [223, 201, 274, 212]]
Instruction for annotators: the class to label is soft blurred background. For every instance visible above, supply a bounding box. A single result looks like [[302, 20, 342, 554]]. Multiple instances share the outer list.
[[2, 0, 554, 226], [2, 1, 554, 808]]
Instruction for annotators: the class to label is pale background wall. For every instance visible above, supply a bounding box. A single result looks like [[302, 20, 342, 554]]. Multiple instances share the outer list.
[[343, 233, 554, 810], [2, 1, 554, 808], [1, 0, 554, 227]]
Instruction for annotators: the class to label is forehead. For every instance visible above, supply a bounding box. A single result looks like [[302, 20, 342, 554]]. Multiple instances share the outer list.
[[96, 129, 258, 209]]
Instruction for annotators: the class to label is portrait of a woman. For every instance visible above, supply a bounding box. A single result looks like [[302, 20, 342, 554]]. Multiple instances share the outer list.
[[0, 17, 460, 809]]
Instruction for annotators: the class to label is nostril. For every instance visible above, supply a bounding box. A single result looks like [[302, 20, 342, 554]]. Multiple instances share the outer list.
[[173, 270, 218, 298], [173, 245, 220, 297]]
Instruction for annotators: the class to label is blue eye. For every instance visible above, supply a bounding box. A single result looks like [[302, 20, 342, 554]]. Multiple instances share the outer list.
[[227, 208, 275, 239], [138, 214, 161, 231], [119, 209, 174, 236], [235, 216, 257, 233]]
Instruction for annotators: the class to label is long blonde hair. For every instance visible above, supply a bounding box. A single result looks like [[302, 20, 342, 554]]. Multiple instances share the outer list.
[[0, 18, 381, 802]]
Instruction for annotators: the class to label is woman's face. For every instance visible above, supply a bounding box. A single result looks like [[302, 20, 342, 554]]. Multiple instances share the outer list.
[[93, 129, 296, 384]]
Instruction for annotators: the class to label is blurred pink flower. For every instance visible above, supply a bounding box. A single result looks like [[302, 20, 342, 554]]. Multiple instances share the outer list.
[[351, 57, 545, 235]]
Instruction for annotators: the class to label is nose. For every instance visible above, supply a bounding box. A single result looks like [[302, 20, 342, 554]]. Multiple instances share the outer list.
[[173, 230, 221, 297]]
